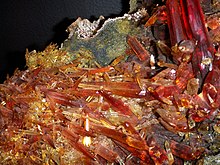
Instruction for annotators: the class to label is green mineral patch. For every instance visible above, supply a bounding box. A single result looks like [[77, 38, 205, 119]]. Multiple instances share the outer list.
[[62, 14, 146, 66]]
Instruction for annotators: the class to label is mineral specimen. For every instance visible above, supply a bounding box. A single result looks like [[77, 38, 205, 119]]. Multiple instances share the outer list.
[[0, 0, 220, 165]]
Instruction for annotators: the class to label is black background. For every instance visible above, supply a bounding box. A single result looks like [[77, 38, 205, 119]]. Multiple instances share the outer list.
[[0, 0, 129, 83]]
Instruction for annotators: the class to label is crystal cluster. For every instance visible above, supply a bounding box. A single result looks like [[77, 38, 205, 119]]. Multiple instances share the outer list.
[[0, 0, 219, 164]]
